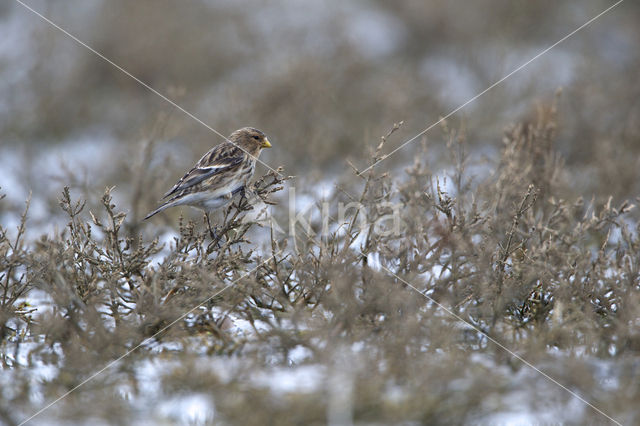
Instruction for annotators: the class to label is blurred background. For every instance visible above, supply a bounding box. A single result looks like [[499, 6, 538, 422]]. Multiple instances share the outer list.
[[1, 0, 639, 225]]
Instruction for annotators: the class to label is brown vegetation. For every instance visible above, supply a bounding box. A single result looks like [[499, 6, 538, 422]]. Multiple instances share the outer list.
[[2, 1, 640, 424], [2, 102, 640, 424]]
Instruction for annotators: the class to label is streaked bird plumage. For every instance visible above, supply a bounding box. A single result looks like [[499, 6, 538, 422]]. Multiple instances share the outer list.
[[144, 127, 272, 220]]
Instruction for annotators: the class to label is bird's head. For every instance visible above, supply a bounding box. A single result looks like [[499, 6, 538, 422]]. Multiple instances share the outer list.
[[230, 127, 272, 155]]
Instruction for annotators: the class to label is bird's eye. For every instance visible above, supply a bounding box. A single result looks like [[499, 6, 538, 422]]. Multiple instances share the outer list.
[[252, 135, 260, 140]]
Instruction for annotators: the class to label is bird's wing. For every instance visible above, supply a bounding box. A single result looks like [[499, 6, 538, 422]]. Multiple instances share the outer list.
[[162, 144, 244, 199]]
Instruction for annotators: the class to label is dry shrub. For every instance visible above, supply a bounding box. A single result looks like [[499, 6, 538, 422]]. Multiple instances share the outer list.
[[1, 101, 639, 424]]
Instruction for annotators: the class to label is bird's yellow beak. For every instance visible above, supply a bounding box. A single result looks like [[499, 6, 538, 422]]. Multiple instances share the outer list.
[[261, 138, 272, 148]]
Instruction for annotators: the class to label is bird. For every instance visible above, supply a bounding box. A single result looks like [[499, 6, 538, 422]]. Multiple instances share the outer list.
[[144, 127, 272, 233]]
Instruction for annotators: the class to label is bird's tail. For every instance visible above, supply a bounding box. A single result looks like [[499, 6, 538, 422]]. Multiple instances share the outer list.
[[143, 203, 169, 220]]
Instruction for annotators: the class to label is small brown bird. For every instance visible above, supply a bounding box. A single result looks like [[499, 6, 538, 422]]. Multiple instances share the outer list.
[[144, 127, 272, 222]]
